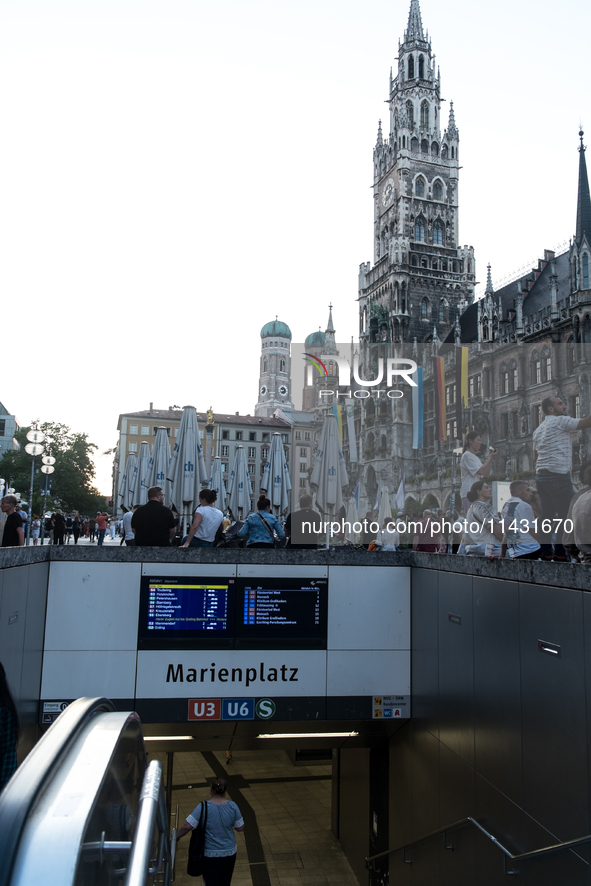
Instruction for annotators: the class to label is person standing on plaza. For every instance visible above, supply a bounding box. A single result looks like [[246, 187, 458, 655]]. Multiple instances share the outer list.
[[176, 777, 244, 886], [53, 510, 66, 545], [0, 496, 24, 547], [131, 487, 176, 546], [122, 505, 139, 546], [237, 494, 285, 548], [65, 514, 73, 543], [88, 515, 96, 542], [95, 512, 107, 546], [72, 514, 82, 544], [285, 493, 321, 548], [31, 515, 40, 546], [533, 396, 591, 560], [460, 432, 497, 515], [181, 489, 224, 549]]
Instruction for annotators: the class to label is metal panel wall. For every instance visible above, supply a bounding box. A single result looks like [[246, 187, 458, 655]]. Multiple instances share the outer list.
[[438, 571, 474, 767], [411, 567, 439, 736]]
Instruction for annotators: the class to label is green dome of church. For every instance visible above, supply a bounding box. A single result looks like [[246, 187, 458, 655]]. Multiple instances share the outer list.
[[305, 329, 326, 348], [260, 319, 292, 340]]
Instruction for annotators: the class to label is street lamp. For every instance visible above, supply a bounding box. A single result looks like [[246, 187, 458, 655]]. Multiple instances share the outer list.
[[40, 456, 56, 544], [24, 427, 46, 545]]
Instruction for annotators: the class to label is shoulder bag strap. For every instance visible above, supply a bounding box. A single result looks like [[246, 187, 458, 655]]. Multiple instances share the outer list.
[[258, 512, 276, 540]]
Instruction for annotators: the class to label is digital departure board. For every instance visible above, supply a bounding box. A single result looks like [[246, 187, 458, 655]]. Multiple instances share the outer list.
[[138, 576, 235, 649], [235, 577, 328, 649]]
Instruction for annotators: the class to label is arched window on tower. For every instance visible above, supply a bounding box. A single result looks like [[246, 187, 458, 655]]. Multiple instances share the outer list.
[[406, 101, 414, 128], [451, 146, 455, 159], [433, 220, 444, 245], [263, 359, 267, 372], [415, 217, 425, 241], [441, 144, 448, 159], [584, 254, 590, 289], [420, 101, 429, 129], [280, 359, 286, 372], [419, 55, 424, 79], [422, 298, 429, 319], [421, 139, 429, 154], [439, 300, 446, 324], [408, 55, 414, 79], [411, 254, 418, 267], [433, 180, 443, 200], [411, 137, 419, 152], [415, 177, 425, 197], [431, 142, 439, 157]]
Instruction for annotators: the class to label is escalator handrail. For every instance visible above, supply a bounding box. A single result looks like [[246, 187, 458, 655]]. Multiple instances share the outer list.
[[124, 759, 173, 886], [0, 696, 116, 886]]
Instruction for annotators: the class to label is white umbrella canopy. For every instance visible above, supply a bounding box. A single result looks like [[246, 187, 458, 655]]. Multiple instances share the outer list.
[[310, 413, 348, 547], [146, 427, 172, 504], [260, 432, 291, 515], [226, 445, 253, 519], [377, 485, 392, 528], [345, 498, 358, 544], [135, 441, 151, 507], [209, 457, 226, 510], [118, 453, 138, 510], [167, 406, 208, 528]]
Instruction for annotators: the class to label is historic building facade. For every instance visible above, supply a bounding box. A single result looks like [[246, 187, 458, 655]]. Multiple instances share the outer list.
[[254, 320, 293, 418], [358, 0, 475, 348]]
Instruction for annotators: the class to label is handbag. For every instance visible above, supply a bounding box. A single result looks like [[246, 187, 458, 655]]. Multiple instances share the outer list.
[[187, 800, 208, 877]]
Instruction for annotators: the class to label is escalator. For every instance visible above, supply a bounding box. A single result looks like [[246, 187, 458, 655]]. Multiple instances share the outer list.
[[0, 698, 175, 886]]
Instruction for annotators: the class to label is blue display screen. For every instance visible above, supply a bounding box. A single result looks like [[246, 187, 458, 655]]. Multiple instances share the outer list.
[[138, 575, 235, 649]]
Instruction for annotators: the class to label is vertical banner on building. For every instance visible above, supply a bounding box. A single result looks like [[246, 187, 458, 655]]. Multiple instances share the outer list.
[[412, 367, 423, 449], [333, 404, 343, 447], [433, 357, 447, 441], [455, 346, 468, 432], [345, 400, 357, 463]]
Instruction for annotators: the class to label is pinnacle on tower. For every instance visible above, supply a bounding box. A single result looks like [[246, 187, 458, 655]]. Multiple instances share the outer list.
[[485, 264, 494, 295], [404, 0, 424, 42], [576, 129, 591, 246], [377, 120, 383, 147], [447, 101, 458, 139], [326, 303, 335, 334]]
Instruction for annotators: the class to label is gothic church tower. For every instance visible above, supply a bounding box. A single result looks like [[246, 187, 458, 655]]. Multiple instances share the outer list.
[[358, 0, 475, 344]]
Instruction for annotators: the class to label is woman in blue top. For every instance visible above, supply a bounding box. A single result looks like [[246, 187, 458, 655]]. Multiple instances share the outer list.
[[176, 777, 244, 885], [237, 495, 285, 548]]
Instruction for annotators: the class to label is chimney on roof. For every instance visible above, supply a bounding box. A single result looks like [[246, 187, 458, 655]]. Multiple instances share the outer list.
[[149, 402, 153, 411], [235, 411, 239, 416], [544, 250, 555, 261]]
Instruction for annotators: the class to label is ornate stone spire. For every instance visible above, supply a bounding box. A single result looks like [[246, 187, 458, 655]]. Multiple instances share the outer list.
[[324, 304, 337, 355], [447, 101, 458, 139], [576, 129, 591, 246], [485, 263, 494, 295], [376, 119, 383, 147], [404, 0, 424, 43]]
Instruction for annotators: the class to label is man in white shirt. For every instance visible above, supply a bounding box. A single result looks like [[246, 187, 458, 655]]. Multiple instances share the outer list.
[[533, 396, 591, 559], [501, 481, 540, 560], [122, 505, 139, 546]]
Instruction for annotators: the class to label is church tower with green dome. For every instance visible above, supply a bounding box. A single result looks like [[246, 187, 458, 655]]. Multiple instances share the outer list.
[[254, 319, 293, 417]]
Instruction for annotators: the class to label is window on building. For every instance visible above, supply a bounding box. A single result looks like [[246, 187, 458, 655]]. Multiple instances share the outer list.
[[533, 360, 541, 385], [545, 356, 552, 382], [445, 384, 456, 406], [468, 375, 481, 397], [439, 300, 446, 324], [425, 425, 435, 448], [249, 432, 256, 441], [532, 404, 542, 430], [300, 447, 307, 457], [300, 462, 307, 472], [446, 419, 458, 440], [129, 442, 137, 453], [299, 477, 307, 488], [431, 142, 439, 158], [502, 370, 509, 394], [512, 367, 518, 391], [248, 464, 255, 474], [141, 425, 149, 436], [236, 431, 243, 440], [567, 345, 576, 373], [261, 447, 269, 460], [433, 220, 444, 245], [570, 394, 581, 419], [221, 462, 227, 472], [411, 137, 419, 152], [420, 100, 428, 128], [129, 424, 138, 435], [584, 254, 589, 289], [415, 177, 425, 197], [248, 447, 256, 458], [441, 144, 448, 159], [501, 414, 509, 438], [295, 430, 301, 440], [280, 359, 286, 372], [282, 434, 288, 443], [222, 430, 229, 440], [0, 420, 5, 436], [221, 445, 229, 457], [305, 432, 310, 441], [408, 56, 414, 79], [415, 218, 425, 241], [262, 433, 269, 442], [421, 298, 429, 319]]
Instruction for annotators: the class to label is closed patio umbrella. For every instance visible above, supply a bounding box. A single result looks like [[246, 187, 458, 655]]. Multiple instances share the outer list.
[[209, 457, 226, 510], [377, 485, 392, 529], [135, 441, 151, 506], [167, 405, 208, 531], [118, 453, 138, 511], [310, 412, 348, 548], [345, 498, 358, 544], [146, 427, 172, 505], [226, 445, 253, 520], [260, 432, 291, 515]]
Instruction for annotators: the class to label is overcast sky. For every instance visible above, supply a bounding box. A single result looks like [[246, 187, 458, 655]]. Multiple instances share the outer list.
[[1, 0, 589, 494]]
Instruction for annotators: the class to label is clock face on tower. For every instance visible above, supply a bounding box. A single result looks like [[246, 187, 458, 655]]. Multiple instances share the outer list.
[[278, 384, 288, 397], [260, 385, 268, 396], [381, 177, 395, 208]]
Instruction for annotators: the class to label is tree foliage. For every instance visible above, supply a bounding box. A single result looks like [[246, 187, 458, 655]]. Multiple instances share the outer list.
[[0, 422, 107, 515]]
